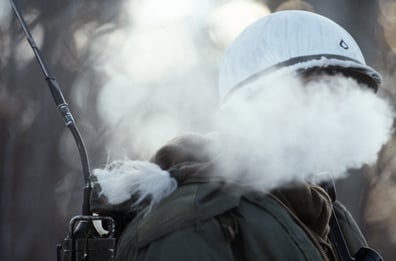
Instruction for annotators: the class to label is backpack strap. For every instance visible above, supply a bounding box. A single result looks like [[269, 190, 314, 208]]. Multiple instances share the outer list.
[[320, 179, 383, 261], [216, 209, 244, 260], [268, 193, 334, 261], [216, 211, 239, 241]]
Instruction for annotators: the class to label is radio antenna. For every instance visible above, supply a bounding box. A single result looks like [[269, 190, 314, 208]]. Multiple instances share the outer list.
[[9, 0, 92, 216]]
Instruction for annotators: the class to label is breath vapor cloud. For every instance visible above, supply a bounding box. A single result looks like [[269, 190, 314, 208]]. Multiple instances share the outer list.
[[87, 0, 219, 159], [74, 0, 268, 160], [213, 74, 394, 190], [86, 1, 394, 209], [91, 74, 394, 211]]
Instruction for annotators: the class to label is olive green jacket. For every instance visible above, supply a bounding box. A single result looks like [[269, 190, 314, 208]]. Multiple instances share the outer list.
[[115, 134, 368, 261], [116, 182, 367, 261]]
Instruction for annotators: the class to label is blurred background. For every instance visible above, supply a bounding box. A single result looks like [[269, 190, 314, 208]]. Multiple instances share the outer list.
[[0, 0, 395, 260]]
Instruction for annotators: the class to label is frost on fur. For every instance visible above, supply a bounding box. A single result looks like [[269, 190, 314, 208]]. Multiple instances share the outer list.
[[92, 160, 177, 217]]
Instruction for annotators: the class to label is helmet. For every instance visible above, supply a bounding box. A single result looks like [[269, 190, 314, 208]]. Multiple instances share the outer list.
[[218, 10, 382, 102]]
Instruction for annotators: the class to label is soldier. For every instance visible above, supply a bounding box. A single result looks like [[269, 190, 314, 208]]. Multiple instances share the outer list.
[[91, 10, 388, 260]]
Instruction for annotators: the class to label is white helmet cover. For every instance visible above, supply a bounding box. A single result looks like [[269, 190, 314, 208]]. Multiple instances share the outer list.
[[219, 10, 382, 102]]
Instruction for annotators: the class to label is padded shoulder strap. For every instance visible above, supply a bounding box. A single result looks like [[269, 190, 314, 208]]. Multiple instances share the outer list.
[[320, 179, 383, 261], [216, 209, 244, 260]]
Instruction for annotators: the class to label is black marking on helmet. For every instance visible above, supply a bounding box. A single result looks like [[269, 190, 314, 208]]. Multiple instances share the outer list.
[[339, 39, 349, 49]]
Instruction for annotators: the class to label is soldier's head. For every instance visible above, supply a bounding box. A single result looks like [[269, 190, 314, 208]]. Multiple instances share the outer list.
[[218, 10, 381, 103]]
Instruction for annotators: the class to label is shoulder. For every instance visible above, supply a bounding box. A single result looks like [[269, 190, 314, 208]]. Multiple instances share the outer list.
[[119, 183, 241, 248], [116, 184, 323, 261], [115, 182, 239, 260]]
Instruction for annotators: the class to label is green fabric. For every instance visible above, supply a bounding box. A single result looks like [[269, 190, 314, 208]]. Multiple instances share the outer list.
[[114, 134, 369, 260], [116, 182, 323, 261]]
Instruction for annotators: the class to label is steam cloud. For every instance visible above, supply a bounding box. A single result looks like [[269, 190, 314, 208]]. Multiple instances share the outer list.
[[85, 1, 394, 192], [86, 0, 219, 159], [213, 74, 394, 190]]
